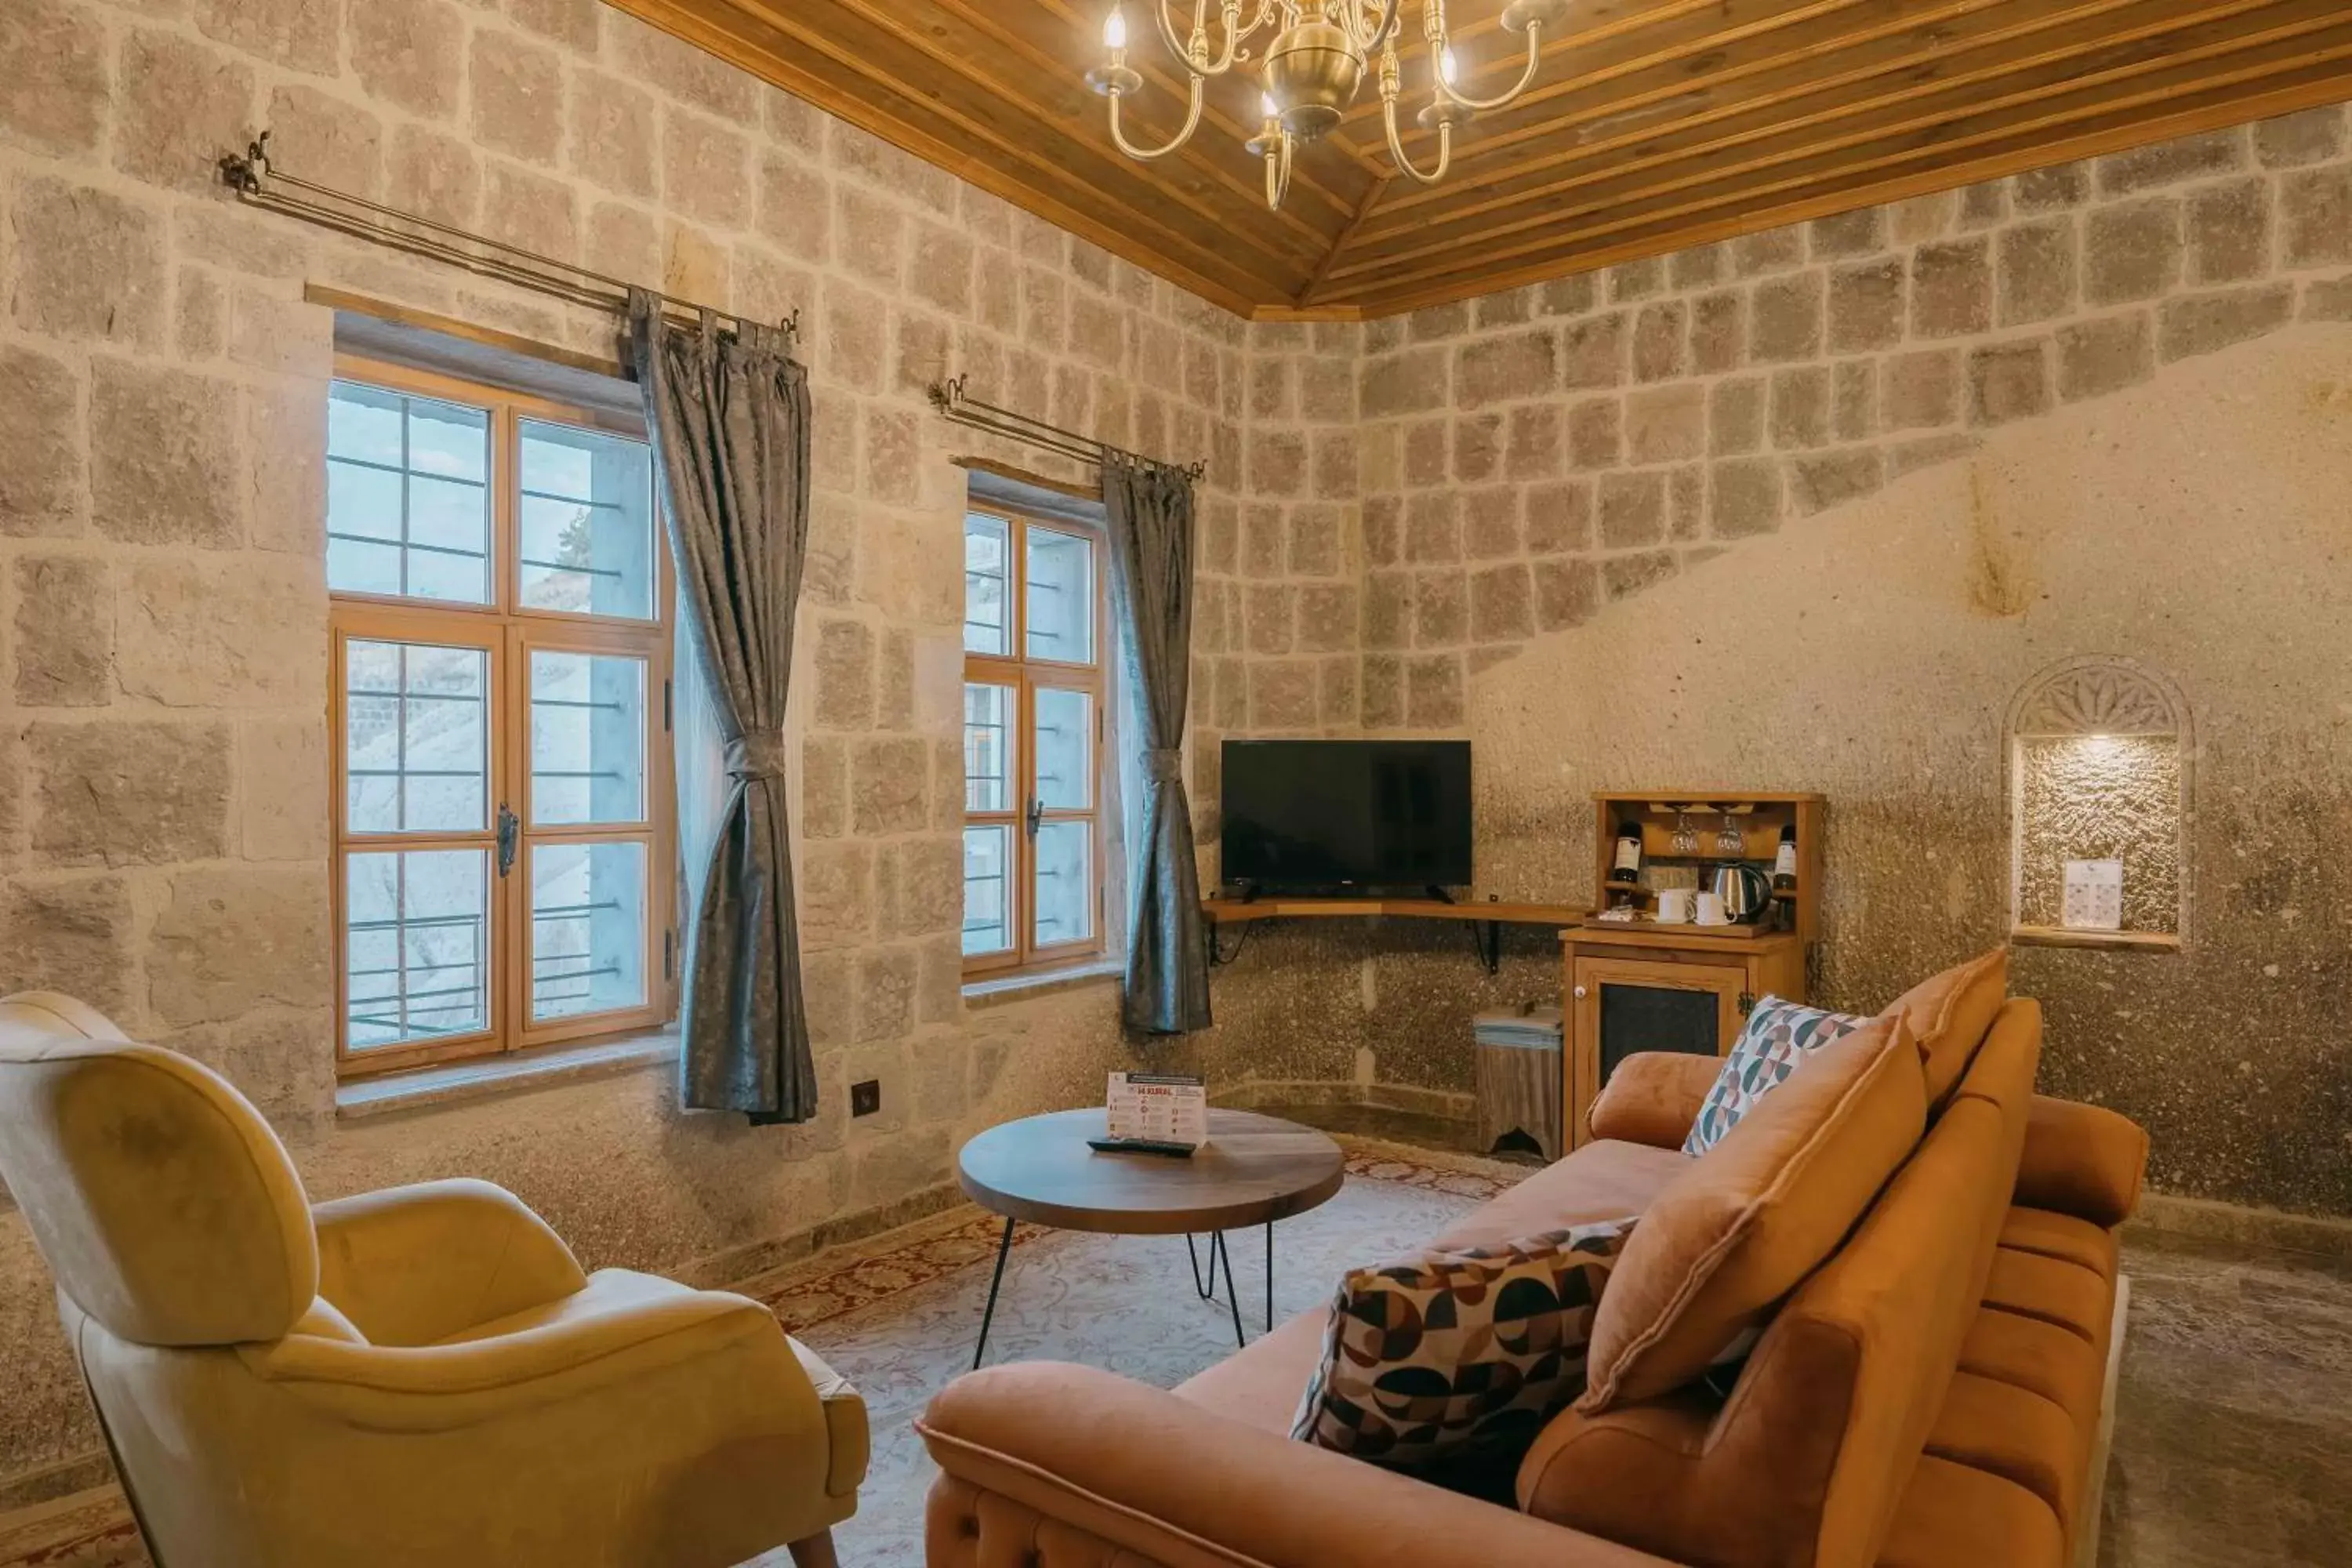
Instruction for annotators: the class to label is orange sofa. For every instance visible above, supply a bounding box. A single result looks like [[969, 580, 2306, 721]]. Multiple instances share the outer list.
[[916, 988, 2147, 1568]]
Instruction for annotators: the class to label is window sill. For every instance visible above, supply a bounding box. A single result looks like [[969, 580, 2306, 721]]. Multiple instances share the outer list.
[[963, 958, 1123, 1010], [335, 1028, 679, 1121]]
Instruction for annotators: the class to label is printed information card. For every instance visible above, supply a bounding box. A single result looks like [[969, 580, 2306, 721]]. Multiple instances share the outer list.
[[1105, 1072, 1209, 1149]]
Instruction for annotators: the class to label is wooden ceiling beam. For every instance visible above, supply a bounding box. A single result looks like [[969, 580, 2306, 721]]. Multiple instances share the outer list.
[[1322, 1, 2343, 289]]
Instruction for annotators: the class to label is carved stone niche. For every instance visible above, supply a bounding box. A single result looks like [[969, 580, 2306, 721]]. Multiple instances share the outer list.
[[2005, 656, 2191, 951]]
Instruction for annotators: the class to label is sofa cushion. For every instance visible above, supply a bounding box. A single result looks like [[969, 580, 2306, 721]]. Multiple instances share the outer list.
[[1882, 948, 2009, 1107], [1578, 1017, 1926, 1412], [1924, 1370, 2082, 1526], [1682, 996, 1871, 1156], [1290, 1220, 1633, 1466], [1984, 1248, 2113, 1350], [1958, 1307, 2106, 1434], [1175, 1309, 1327, 1434], [1879, 1454, 2065, 1568], [1999, 1206, 2120, 1283], [2015, 1095, 2149, 1227], [1431, 1138, 1690, 1253]]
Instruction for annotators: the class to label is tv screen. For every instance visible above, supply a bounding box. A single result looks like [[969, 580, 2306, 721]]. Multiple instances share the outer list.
[[1220, 740, 1473, 893]]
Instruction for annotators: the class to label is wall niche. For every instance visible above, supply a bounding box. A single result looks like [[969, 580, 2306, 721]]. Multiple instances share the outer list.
[[2005, 656, 2190, 951]]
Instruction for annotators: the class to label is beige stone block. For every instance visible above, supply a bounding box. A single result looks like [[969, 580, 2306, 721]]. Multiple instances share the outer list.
[[1537, 273, 1596, 316], [1667, 244, 1723, 289], [1732, 227, 1804, 277], [1449, 413, 1500, 485], [1069, 293, 1127, 373], [819, 277, 887, 395], [1249, 430, 1305, 497], [1626, 384, 1706, 465], [506, 0, 600, 49], [1827, 258, 1904, 352], [1246, 583, 1295, 654], [2056, 313, 2154, 403], [236, 718, 327, 862], [1532, 557, 1597, 632], [1995, 218, 2078, 327], [569, 70, 657, 199], [812, 616, 874, 730], [2303, 275, 2352, 321], [2013, 162, 2089, 214], [1632, 301, 1686, 382], [1359, 654, 1403, 728], [799, 735, 847, 840], [1559, 313, 1625, 390], [176, 267, 227, 361], [1212, 655, 1247, 726], [1787, 448, 1884, 517], [1684, 289, 1741, 376], [2256, 105, 2345, 169], [2186, 178, 2270, 286], [754, 152, 832, 264], [909, 224, 975, 318], [1, 875, 136, 1016], [117, 554, 323, 708], [115, 27, 253, 192], [242, 379, 326, 556], [1362, 570, 1410, 652], [0, 0, 109, 156], [1891, 191, 1958, 243], [733, 247, 813, 334], [195, 0, 339, 71], [1250, 661, 1319, 730], [1403, 492, 1459, 564], [1297, 583, 1357, 653], [267, 84, 382, 196], [1404, 655, 1464, 728], [1958, 180, 2009, 231], [1709, 457, 1781, 539], [228, 286, 332, 379], [1403, 419, 1446, 488], [1668, 466, 1704, 543], [1882, 349, 1960, 430], [663, 218, 730, 303], [482, 162, 578, 261], [1566, 396, 1622, 470], [1311, 430, 1357, 500], [147, 866, 331, 1028], [898, 839, 962, 939], [470, 28, 564, 165], [2159, 284, 2293, 364], [13, 554, 110, 706], [852, 736, 929, 834], [2281, 166, 2352, 269], [1468, 564, 1533, 644], [1833, 361, 1877, 442], [1300, 357, 1356, 423], [1809, 209, 1885, 259], [387, 124, 482, 228], [1968, 339, 2052, 426], [799, 842, 873, 952], [30, 718, 233, 867], [2085, 198, 2182, 305], [1241, 501, 1285, 573], [1601, 549, 1678, 601], [1359, 347, 1448, 417], [1288, 502, 1341, 575], [1461, 488, 1519, 561], [2096, 129, 2245, 197], [1749, 271, 1824, 362], [7, 179, 166, 350], [1523, 480, 1590, 556], [1454, 328, 1558, 408], [350, 0, 463, 120], [0, 344, 84, 536], [1412, 570, 1467, 647], [661, 108, 748, 228], [864, 409, 920, 507], [91, 360, 239, 547], [848, 1126, 949, 1210], [1598, 471, 1666, 550], [1769, 366, 1830, 451], [1502, 405, 1562, 481], [1407, 300, 1468, 341], [1607, 258, 1664, 303], [1910, 238, 1991, 338], [1708, 376, 1764, 457]]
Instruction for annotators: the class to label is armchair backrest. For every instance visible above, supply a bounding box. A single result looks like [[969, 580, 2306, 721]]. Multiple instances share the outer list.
[[0, 993, 318, 1347]]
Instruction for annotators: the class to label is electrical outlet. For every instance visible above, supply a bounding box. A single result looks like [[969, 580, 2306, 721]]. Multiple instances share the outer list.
[[851, 1079, 881, 1117]]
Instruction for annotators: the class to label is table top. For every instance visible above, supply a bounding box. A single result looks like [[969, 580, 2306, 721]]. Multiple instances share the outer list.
[[956, 1108, 1346, 1236]]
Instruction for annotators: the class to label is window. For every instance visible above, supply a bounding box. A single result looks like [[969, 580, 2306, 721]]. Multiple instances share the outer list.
[[962, 503, 1107, 976], [328, 357, 674, 1074]]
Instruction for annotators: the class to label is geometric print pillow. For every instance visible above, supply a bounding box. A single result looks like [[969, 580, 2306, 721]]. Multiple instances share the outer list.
[[1681, 995, 1871, 1157], [1289, 1218, 1636, 1468]]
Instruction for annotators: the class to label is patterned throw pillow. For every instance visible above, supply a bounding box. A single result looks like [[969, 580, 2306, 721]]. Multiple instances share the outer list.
[[1682, 996, 1871, 1156], [1290, 1218, 1635, 1467]]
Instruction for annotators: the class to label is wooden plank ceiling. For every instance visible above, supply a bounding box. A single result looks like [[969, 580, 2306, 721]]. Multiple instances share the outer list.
[[610, 0, 2352, 318]]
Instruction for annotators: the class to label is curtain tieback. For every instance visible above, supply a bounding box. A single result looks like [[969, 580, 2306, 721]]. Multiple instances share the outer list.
[[1145, 747, 1185, 783], [724, 731, 790, 782]]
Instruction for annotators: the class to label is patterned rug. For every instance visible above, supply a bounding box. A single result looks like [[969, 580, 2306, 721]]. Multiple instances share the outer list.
[[0, 1142, 1523, 1568]]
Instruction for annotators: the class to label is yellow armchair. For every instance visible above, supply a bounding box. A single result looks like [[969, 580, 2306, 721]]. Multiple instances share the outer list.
[[0, 993, 863, 1568]]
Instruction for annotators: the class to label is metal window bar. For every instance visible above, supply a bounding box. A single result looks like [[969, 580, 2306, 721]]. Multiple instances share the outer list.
[[346, 903, 485, 1043], [222, 132, 797, 345], [927, 375, 1203, 479], [326, 530, 488, 564], [521, 488, 624, 510], [520, 557, 626, 580], [330, 451, 487, 487]]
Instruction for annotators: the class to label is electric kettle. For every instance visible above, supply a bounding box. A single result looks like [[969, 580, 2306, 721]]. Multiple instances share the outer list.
[[1711, 863, 1773, 924]]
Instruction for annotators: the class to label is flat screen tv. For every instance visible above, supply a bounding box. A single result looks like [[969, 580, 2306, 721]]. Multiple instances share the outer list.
[[1220, 740, 1473, 895]]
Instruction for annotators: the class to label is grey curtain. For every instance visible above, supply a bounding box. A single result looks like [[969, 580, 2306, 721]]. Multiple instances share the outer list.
[[1102, 455, 1211, 1035], [630, 290, 817, 1123]]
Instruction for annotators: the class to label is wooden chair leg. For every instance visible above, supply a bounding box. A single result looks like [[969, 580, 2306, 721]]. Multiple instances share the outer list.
[[786, 1528, 840, 1568]]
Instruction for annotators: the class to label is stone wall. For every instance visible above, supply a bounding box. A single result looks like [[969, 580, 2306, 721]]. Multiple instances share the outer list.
[[0, 0, 1282, 1492]]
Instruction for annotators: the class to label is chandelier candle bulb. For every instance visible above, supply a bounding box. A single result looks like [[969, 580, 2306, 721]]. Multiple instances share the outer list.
[[1104, 5, 1125, 49]]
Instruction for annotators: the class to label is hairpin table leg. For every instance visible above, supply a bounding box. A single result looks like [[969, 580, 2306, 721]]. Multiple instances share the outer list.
[[971, 1214, 1017, 1370]]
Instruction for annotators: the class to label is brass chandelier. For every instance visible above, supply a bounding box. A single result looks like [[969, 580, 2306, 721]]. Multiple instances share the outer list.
[[1087, 1, 1572, 210]]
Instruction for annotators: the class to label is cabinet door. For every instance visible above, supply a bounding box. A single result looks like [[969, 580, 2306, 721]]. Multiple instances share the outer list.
[[1567, 956, 1748, 1148]]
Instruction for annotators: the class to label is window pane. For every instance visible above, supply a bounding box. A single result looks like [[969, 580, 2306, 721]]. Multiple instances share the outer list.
[[518, 420, 657, 619], [531, 840, 648, 1021], [345, 849, 489, 1049], [964, 514, 1010, 655], [1025, 528, 1093, 663], [344, 640, 488, 833], [963, 824, 1013, 956], [1033, 822, 1092, 946], [530, 651, 646, 826], [327, 382, 490, 604], [965, 684, 1013, 812], [1033, 687, 1092, 811]]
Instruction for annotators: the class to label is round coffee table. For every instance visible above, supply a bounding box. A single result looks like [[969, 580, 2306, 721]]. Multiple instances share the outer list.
[[956, 1107, 1345, 1368]]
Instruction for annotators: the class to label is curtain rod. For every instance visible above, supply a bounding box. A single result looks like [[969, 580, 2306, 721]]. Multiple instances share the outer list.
[[927, 376, 1205, 481], [216, 132, 798, 345]]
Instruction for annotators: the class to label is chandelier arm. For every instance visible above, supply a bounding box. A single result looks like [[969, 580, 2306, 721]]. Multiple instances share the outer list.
[[1107, 75, 1208, 161], [1441, 24, 1546, 112], [1380, 98, 1453, 184], [1342, 0, 1403, 54], [1152, 0, 1256, 76]]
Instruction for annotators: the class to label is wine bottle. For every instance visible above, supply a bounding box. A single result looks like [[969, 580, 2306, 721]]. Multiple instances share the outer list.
[[1772, 822, 1799, 890], [1607, 819, 1643, 887]]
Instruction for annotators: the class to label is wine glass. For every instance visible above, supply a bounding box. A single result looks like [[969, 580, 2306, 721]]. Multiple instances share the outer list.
[[1671, 810, 1699, 855], [1715, 811, 1745, 857]]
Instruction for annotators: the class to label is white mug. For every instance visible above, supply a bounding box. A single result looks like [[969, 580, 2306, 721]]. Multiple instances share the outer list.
[[1695, 891, 1729, 926], [1655, 889, 1694, 924]]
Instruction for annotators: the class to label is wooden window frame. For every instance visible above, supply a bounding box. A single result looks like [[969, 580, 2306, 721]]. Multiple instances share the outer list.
[[961, 502, 1109, 979], [328, 355, 677, 1078]]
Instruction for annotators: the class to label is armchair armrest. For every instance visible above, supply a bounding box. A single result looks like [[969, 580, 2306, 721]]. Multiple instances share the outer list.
[[312, 1178, 587, 1346], [2015, 1094, 2147, 1228], [918, 1363, 1675, 1568], [1587, 1052, 1722, 1149]]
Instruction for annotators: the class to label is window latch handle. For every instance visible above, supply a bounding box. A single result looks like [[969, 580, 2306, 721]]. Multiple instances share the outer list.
[[496, 804, 520, 878], [1025, 796, 1042, 841]]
